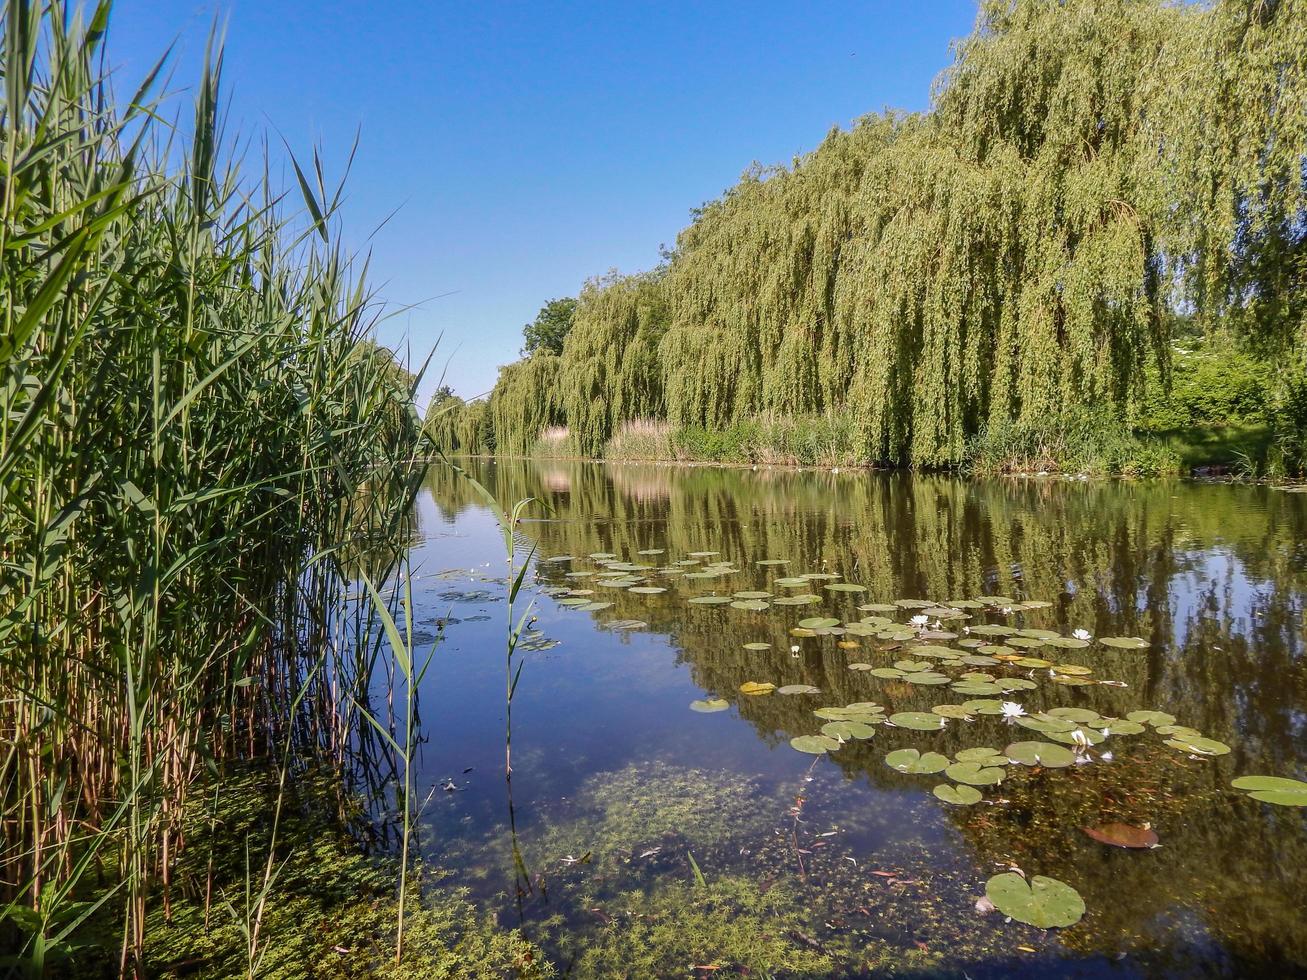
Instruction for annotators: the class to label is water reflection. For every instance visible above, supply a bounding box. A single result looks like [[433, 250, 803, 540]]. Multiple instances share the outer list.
[[415, 460, 1307, 977]]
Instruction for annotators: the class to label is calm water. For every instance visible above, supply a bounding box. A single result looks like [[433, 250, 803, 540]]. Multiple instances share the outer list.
[[396, 460, 1307, 978]]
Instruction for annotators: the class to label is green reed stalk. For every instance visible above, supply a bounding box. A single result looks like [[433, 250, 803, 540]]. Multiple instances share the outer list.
[[1, 2, 430, 973]]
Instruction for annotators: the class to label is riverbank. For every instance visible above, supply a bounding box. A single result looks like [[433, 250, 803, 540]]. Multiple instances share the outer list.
[[450, 410, 1188, 477]]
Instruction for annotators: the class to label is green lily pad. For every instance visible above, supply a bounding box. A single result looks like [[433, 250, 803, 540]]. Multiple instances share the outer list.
[[774, 577, 809, 587], [955, 746, 1004, 763], [951, 682, 1004, 696], [962, 699, 1006, 715], [885, 748, 949, 773], [904, 671, 951, 686], [688, 595, 732, 605], [730, 599, 770, 611], [889, 711, 947, 731], [1126, 710, 1176, 727], [933, 783, 983, 805], [985, 873, 1085, 928], [576, 601, 612, 612], [1045, 637, 1090, 649], [931, 704, 974, 719], [946, 761, 1006, 786], [821, 720, 876, 740], [1005, 741, 1076, 768], [1100, 636, 1149, 650], [799, 617, 841, 629], [774, 595, 822, 605], [1103, 718, 1146, 735], [1231, 775, 1307, 806], [734, 590, 772, 600], [628, 586, 667, 594], [742, 642, 771, 650], [689, 698, 729, 713], [790, 734, 841, 754], [825, 583, 867, 593], [777, 684, 821, 695], [756, 559, 788, 566], [1165, 735, 1231, 756], [858, 603, 898, 613]]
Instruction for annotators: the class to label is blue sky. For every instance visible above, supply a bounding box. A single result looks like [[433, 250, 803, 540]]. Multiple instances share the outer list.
[[107, 1, 979, 405]]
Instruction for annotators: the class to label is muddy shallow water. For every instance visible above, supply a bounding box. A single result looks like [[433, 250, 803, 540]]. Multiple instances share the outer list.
[[396, 460, 1307, 977]]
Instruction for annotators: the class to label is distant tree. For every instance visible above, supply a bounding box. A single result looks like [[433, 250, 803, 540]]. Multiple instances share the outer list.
[[432, 384, 457, 405], [521, 297, 577, 357]]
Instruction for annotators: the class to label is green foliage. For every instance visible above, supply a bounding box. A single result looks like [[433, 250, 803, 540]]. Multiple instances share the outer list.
[[488, 354, 564, 455], [466, 0, 1307, 469], [559, 271, 671, 456], [1136, 338, 1272, 431], [521, 297, 578, 357], [0, 3, 427, 968], [963, 408, 1181, 476]]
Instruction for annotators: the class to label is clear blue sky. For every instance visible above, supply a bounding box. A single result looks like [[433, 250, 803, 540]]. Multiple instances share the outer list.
[[107, 1, 979, 405]]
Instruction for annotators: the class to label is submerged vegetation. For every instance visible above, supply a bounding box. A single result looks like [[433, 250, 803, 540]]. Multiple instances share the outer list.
[[435, 0, 1307, 475]]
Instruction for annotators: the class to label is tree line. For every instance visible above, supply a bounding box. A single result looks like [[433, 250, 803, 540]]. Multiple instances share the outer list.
[[430, 0, 1307, 471]]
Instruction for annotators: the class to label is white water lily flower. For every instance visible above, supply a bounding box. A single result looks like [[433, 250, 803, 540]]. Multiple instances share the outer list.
[[910, 614, 929, 626], [790, 644, 801, 658], [1070, 729, 1091, 749], [1100, 751, 1114, 762], [1073, 628, 1092, 641], [1000, 701, 1026, 720]]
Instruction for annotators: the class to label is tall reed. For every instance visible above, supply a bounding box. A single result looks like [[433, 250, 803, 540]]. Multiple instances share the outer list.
[[0, 2, 427, 973]]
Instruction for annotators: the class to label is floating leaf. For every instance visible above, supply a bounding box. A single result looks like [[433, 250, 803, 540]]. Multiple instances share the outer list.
[[756, 559, 788, 566], [955, 747, 1004, 763], [774, 595, 822, 605], [1165, 735, 1230, 756], [934, 783, 983, 805], [738, 681, 775, 695], [734, 590, 772, 600], [1045, 637, 1090, 649], [962, 699, 1007, 715], [628, 586, 667, 594], [731, 599, 770, 611], [1100, 636, 1149, 650], [1045, 707, 1102, 724], [576, 601, 612, 612], [946, 761, 1006, 786], [790, 734, 841, 754], [689, 698, 729, 713], [931, 704, 973, 719], [1104, 718, 1146, 736], [985, 873, 1085, 928], [608, 619, 648, 630], [777, 683, 821, 695], [1005, 741, 1076, 768], [889, 711, 947, 731], [825, 583, 867, 593], [1126, 710, 1176, 727], [858, 603, 899, 613], [1082, 823, 1159, 848], [885, 748, 949, 773], [848, 662, 875, 671], [688, 551, 720, 558], [636, 548, 665, 555], [822, 720, 876, 740], [799, 617, 841, 629], [1231, 775, 1307, 806], [742, 641, 772, 651], [688, 596, 732, 605], [904, 671, 951, 686]]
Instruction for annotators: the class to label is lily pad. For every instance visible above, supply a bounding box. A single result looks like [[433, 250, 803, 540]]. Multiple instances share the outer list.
[[955, 747, 1004, 763], [822, 720, 876, 740], [1100, 636, 1149, 650], [777, 684, 821, 695], [985, 873, 1085, 928], [799, 617, 841, 629], [946, 761, 1006, 786], [738, 681, 775, 696], [790, 734, 841, 754], [1165, 735, 1230, 756], [885, 748, 949, 774], [933, 783, 983, 805], [742, 642, 772, 651], [688, 595, 732, 605], [730, 599, 770, 611], [689, 698, 730, 713], [1126, 710, 1176, 727], [825, 583, 867, 593], [1231, 775, 1307, 806], [733, 590, 773, 600], [1082, 823, 1159, 848], [931, 704, 974, 719], [628, 586, 667, 594], [888, 711, 947, 731], [1005, 741, 1076, 768], [774, 595, 822, 605]]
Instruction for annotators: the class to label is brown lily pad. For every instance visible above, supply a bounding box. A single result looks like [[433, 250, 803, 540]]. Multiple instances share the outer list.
[[1081, 823, 1159, 849]]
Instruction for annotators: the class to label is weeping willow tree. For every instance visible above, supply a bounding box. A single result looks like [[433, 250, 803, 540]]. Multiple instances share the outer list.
[[558, 270, 670, 456], [487, 352, 564, 454], [472, 0, 1306, 467]]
